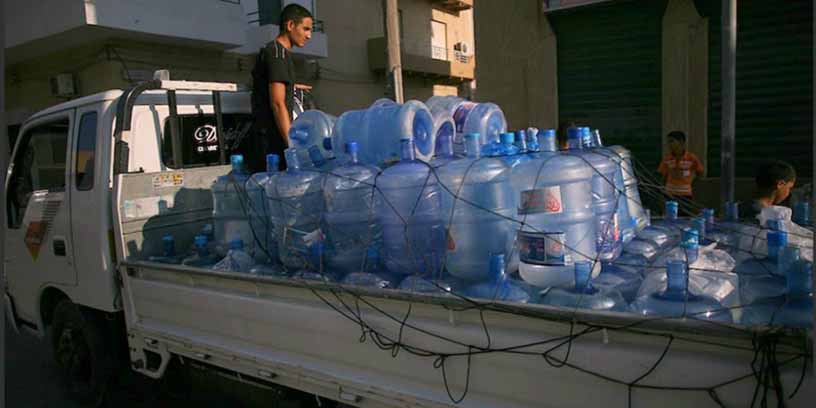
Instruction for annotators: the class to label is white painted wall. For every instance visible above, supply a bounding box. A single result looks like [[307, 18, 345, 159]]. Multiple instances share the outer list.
[[4, 0, 86, 48], [4, 0, 246, 49], [86, 0, 245, 47]]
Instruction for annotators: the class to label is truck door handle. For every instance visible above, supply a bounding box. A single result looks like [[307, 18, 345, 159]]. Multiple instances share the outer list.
[[53, 239, 67, 256]]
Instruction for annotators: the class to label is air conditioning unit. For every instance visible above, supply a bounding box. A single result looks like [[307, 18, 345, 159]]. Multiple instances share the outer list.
[[49, 73, 77, 97], [453, 42, 471, 56]]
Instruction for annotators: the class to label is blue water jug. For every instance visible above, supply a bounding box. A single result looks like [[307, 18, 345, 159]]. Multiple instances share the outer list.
[[733, 230, 788, 277], [437, 133, 515, 281], [741, 247, 813, 328], [430, 130, 457, 168], [793, 201, 811, 226], [212, 155, 253, 255], [539, 261, 628, 311], [569, 148, 623, 262], [607, 145, 648, 232], [293, 242, 337, 282], [511, 149, 597, 288], [375, 139, 446, 276], [272, 148, 326, 270], [246, 154, 281, 262], [525, 128, 540, 152], [181, 234, 219, 268], [341, 247, 398, 288], [595, 254, 646, 302], [148, 234, 183, 264], [323, 142, 382, 274], [589, 131, 634, 243], [289, 110, 337, 168], [425, 96, 507, 146], [429, 105, 458, 158], [334, 100, 435, 166], [630, 260, 733, 322], [463, 254, 530, 303]]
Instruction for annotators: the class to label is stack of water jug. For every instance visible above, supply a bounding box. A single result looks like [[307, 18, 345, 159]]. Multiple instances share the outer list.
[[144, 96, 813, 329]]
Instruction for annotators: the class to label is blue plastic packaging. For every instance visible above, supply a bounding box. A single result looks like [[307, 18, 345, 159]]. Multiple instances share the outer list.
[[463, 254, 530, 303], [375, 139, 446, 276], [213, 239, 255, 273], [630, 260, 733, 322], [539, 261, 628, 311]]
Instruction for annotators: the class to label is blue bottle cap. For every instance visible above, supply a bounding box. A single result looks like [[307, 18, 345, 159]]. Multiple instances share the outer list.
[[229, 239, 244, 250], [194, 234, 208, 248], [766, 230, 788, 248], [701, 208, 715, 218], [681, 228, 699, 247], [666, 260, 688, 293], [464, 132, 480, 141], [345, 141, 359, 154], [500, 132, 515, 145], [567, 127, 581, 140], [266, 154, 280, 170], [725, 201, 739, 221], [230, 154, 244, 167], [542, 129, 556, 138]]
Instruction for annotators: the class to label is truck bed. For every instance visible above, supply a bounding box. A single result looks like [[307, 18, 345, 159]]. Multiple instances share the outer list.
[[114, 167, 813, 408]]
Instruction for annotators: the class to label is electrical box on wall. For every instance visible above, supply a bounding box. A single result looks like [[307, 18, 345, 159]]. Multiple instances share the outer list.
[[49, 73, 77, 97]]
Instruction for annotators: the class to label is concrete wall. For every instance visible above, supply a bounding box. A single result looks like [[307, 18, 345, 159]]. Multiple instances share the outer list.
[[473, 0, 558, 130], [3, 0, 86, 48]]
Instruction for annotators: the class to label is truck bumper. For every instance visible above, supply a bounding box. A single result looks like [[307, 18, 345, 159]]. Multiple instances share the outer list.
[[4, 293, 20, 335]]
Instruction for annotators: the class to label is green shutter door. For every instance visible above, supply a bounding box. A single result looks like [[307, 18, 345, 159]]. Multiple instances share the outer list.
[[695, 0, 813, 178], [549, 0, 668, 172]]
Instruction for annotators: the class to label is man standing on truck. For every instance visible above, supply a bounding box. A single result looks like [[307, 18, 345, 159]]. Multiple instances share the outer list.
[[245, 4, 314, 172]]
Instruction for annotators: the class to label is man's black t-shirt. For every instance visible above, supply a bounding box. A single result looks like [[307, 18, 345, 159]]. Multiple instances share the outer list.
[[245, 40, 295, 172]]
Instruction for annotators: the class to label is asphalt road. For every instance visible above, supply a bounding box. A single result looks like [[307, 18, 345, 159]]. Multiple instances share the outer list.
[[5, 322, 327, 408]]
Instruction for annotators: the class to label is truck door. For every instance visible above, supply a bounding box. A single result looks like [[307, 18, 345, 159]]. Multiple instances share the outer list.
[[4, 112, 77, 324], [68, 106, 113, 302]]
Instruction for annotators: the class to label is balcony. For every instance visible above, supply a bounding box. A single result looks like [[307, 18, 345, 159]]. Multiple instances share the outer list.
[[430, 0, 473, 13], [5, 0, 245, 62], [367, 37, 474, 81]]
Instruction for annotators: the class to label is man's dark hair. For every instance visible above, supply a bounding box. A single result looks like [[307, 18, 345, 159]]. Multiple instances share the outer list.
[[280, 4, 313, 31], [667, 130, 686, 143], [755, 160, 796, 196]]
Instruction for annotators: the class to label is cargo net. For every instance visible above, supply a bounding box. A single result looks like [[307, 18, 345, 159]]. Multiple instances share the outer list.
[[200, 147, 812, 407]]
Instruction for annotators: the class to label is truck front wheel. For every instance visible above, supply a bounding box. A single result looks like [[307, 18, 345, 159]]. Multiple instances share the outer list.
[[50, 299, 114, 406]]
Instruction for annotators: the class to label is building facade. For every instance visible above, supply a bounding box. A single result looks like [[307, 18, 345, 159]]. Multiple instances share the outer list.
[[4, 0, 475, 147], [474, 0, 812, 209]]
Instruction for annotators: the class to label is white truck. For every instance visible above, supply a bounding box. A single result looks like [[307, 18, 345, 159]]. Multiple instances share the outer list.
[[4, 77, 814, 407]]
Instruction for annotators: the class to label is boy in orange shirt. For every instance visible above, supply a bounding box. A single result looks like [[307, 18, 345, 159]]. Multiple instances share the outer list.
[[658, 131, 704, 211]]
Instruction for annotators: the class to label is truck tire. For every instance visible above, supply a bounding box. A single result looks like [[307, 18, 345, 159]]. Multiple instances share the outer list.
[[50, 299, 114, 406]]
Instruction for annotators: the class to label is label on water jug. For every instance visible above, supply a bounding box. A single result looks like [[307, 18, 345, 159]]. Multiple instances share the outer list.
[[518, 186, 563, 215], [517, 230, 572, 266], [453, 102, 477, 133]]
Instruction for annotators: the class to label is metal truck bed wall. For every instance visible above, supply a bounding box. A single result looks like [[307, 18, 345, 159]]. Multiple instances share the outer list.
[[117, 165, 228, 259], [114, 169, 813, 407]]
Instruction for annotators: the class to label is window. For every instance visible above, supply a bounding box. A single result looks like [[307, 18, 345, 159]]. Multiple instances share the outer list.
[[161, 113, 254, 169], [6, 119, 69, 228], [75, 112, 98, 190], [258, 0, 282, 26], [431, 20, 448, 61]]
